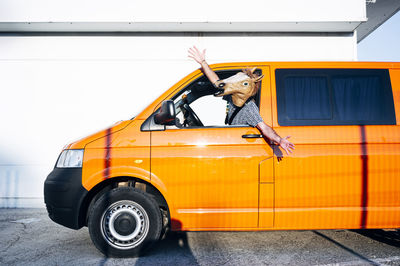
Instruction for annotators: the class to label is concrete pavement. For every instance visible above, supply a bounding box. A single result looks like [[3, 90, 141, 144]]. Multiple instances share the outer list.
[[0, 209, 399, 266]]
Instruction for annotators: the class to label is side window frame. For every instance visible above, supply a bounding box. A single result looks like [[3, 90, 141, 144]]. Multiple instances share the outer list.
[[141, 67, 265, 132]]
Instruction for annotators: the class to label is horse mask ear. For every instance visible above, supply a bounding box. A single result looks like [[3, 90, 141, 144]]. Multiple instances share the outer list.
[[243, 67, 264, 82], [253, 74, 264, 82], [249, 67, 264, 82]]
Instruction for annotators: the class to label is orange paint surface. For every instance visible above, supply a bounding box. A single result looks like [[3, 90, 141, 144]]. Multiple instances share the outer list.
[[74, 62, 400, 231]]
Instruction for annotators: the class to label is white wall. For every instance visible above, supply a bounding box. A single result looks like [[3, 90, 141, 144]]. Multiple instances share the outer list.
[[0, 0, 366, 32], [0, 34, 357, 208]]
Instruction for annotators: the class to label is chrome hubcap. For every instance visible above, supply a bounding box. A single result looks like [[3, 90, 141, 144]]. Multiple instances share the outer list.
[[101, 200, 149, 249]]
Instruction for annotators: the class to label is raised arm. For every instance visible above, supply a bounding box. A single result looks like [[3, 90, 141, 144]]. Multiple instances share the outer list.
[[188, 46, 220, 84]]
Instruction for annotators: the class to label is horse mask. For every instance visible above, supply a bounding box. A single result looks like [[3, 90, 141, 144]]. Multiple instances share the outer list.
[[213, 68, 264, 107]]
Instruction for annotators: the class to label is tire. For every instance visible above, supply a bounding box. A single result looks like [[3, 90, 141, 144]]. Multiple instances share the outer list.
[[88, 187, 162, 257]]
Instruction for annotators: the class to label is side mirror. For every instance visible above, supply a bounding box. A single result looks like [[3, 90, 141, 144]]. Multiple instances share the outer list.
[[154, 100, 176, 125]]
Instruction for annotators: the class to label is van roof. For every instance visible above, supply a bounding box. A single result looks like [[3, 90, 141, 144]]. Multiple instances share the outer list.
[[209, 61, 400, 69]]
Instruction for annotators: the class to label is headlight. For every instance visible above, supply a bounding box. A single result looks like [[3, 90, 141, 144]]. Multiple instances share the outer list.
[[56, 149, 84, 168]]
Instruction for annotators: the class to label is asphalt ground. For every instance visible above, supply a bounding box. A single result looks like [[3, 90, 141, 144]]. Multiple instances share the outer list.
[[0, 209, 399, 266]]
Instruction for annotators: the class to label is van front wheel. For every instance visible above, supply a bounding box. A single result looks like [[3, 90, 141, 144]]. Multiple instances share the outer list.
[[88, 187, 162, 257]]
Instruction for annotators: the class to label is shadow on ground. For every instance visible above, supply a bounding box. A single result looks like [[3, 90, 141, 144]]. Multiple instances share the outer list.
[[351, 229, 400, 248], [134, 231, 198, 265]]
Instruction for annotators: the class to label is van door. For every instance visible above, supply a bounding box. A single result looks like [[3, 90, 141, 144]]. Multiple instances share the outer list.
[[149, 66, 274, 230]]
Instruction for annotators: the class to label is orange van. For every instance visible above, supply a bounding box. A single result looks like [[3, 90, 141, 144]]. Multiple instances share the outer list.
[[44, 62, 400, 257]]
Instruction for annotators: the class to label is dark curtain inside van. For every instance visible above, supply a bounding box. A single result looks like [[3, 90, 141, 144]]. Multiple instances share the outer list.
[[284, 76, 331, 120], [332, 76, 382, 122], [284, 75, 384, 123]]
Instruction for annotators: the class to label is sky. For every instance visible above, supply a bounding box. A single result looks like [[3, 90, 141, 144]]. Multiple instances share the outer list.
[[358, 10, 400, 61]]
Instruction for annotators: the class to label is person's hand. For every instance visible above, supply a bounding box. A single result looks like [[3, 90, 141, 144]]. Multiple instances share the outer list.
[[188, 46, 206, 65], [279, 136, 295, 155]]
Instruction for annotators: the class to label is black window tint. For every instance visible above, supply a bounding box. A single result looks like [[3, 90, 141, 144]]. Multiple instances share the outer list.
[[284, 76, 331, 120], [276, 69, 396, 126]]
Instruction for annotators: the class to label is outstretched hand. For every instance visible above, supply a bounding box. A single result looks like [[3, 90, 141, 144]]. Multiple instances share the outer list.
[[279, 136, 295, 155], [188, 46, 206, 65]]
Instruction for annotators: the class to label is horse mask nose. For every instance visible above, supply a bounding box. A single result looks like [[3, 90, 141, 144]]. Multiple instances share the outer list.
[[213, 82, 225, 96]]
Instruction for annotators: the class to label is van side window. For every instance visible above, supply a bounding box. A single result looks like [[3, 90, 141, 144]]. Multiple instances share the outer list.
[[276, 69, 396, 126]]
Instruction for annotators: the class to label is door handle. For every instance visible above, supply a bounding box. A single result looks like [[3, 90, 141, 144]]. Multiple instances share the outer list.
[[242, 134, 263, 139]]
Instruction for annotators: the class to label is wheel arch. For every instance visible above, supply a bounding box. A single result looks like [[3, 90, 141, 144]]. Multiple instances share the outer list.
[[78, 176, 170, 228]]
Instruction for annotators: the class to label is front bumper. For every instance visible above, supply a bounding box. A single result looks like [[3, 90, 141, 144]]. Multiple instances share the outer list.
[[44, 167, 88, 229]]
